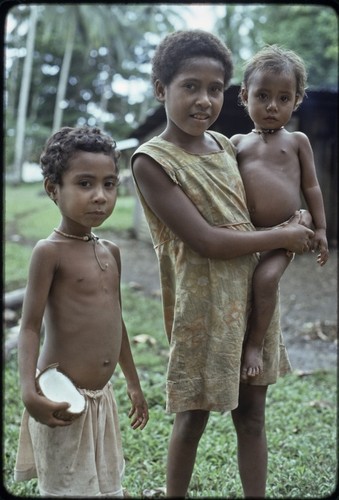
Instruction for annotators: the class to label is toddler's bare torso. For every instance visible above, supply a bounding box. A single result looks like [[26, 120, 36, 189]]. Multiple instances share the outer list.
[[235, 131, 302, 227]]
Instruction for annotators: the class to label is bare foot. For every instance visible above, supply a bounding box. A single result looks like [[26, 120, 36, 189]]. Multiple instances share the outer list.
[[240, 343, 263, 381]]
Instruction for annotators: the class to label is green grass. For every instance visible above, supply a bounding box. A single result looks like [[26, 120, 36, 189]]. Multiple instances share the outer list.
[[3, 182, 338, 498], [4, 343, 337, 498]]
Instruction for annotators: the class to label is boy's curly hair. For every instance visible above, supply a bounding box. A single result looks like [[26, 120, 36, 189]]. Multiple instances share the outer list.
[[241, 44, 308, 108], [40, 126, 120, 184], [151, 29, 233, 91]]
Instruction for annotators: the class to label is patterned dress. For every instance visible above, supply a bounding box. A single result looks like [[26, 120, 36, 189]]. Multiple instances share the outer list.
[[131, 131, 291, 413]]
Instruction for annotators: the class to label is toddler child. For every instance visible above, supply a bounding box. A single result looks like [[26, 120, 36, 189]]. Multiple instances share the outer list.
[[231, 45, 329, 380]]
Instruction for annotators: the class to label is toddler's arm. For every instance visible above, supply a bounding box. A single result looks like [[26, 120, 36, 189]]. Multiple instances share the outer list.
[[297, 132, 329, 265]]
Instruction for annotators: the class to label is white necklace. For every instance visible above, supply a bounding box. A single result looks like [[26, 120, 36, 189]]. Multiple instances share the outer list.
[[53, 228, 108, 271]]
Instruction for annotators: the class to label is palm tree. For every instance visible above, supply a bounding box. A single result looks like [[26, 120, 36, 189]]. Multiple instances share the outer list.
[[12, 5, 38, 184], [7, 4, 186, 181], [52, 17, 76, 132]]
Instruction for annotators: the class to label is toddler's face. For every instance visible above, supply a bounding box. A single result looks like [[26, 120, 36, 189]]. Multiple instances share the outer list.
[[243, 69, 298, 130]]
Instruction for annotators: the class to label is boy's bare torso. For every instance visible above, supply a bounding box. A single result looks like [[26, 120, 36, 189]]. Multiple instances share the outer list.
[[234, 130, 302, 227], [38, 238, 122, 390]]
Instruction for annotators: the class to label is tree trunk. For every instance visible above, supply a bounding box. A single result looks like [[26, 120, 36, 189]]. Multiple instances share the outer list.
[[52, 20, 76, 132], [13, 5, 38, 184]]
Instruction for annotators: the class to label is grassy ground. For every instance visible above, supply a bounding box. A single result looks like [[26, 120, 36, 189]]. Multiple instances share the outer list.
[[3, 183, 338, 498]]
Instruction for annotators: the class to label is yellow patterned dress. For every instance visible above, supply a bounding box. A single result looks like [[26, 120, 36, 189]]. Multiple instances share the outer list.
[[131, 131, 291, 413]]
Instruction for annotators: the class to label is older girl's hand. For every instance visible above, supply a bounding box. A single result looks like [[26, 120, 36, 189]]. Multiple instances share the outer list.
[[284, 223, 314, 254]]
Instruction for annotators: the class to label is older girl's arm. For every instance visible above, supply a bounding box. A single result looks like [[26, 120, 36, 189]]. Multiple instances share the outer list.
[[132, 154, 314, 259]]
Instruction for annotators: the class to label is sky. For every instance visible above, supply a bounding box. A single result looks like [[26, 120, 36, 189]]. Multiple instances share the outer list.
[[178, 3, 223, 31]]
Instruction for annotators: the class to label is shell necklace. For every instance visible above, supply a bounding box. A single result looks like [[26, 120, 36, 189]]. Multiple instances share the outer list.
[[53, 228, 108, 271], [252, 126, 284, 143]]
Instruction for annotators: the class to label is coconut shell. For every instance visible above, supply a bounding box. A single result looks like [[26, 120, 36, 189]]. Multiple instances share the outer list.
[[36, 363, 87, 421]]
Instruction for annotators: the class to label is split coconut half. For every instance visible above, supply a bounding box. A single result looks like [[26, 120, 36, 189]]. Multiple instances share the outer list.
[[36, 364, 87, 421]]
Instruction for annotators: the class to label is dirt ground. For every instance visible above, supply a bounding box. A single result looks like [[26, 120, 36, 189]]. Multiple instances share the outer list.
[[107, 230, 337, 373]]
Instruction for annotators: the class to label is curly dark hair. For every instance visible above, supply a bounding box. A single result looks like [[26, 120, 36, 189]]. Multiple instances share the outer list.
[[40, 126, 120, 184], [241, 44, 308, 108], [151, 30, 233, 91]]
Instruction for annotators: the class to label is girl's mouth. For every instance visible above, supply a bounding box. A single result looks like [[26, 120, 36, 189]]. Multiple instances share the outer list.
[[191, 113, 210, 120]]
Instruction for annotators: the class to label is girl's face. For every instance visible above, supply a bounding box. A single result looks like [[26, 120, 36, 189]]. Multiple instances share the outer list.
[[242, 69, 299, 130], [46, 151, 119, 234], [156, 57, 225, 143]]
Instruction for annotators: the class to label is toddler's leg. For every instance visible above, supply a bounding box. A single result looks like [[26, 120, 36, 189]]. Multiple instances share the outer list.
[[166, 410, 209, 497], [241, 249, 291, 381], [232, 384, 268, 498]]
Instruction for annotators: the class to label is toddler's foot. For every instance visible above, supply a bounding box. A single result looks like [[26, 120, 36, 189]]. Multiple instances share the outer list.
[[241, 343, 263, 381]]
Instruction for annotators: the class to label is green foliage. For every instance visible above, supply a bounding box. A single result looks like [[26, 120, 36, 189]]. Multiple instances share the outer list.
[[5, 4, 337, 181], [215, 4, 338, 90], [5, 3, 181, 174]]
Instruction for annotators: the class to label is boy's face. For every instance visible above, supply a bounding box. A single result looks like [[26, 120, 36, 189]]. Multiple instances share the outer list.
[[48, 151, 119, 233], [155, 56, 225, 139], [242, 69, 299, 130]]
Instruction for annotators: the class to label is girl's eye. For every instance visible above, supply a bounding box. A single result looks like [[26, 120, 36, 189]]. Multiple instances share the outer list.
[[184, 83, 195, 90], [210, 85, 223, 94], [281, 95, 290, 103]]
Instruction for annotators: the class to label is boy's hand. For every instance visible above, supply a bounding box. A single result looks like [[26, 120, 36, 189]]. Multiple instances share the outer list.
[[24, 393, 72, 427], [127, 387, 149, 430]]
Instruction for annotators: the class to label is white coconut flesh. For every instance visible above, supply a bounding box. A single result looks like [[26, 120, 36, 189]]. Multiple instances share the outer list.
[[38, 367, 86, 414]]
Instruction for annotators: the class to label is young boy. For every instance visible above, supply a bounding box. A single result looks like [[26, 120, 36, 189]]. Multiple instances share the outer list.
[[231, 45, 329, 380], [15, 126, 148, 497]]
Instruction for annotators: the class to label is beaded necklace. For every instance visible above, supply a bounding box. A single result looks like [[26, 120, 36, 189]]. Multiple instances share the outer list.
[[53, 228, 108, 271], [252, 126, 284, 143]]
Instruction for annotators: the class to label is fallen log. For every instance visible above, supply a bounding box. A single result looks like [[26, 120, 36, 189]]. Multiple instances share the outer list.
[[4, 288, 26, 310]]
